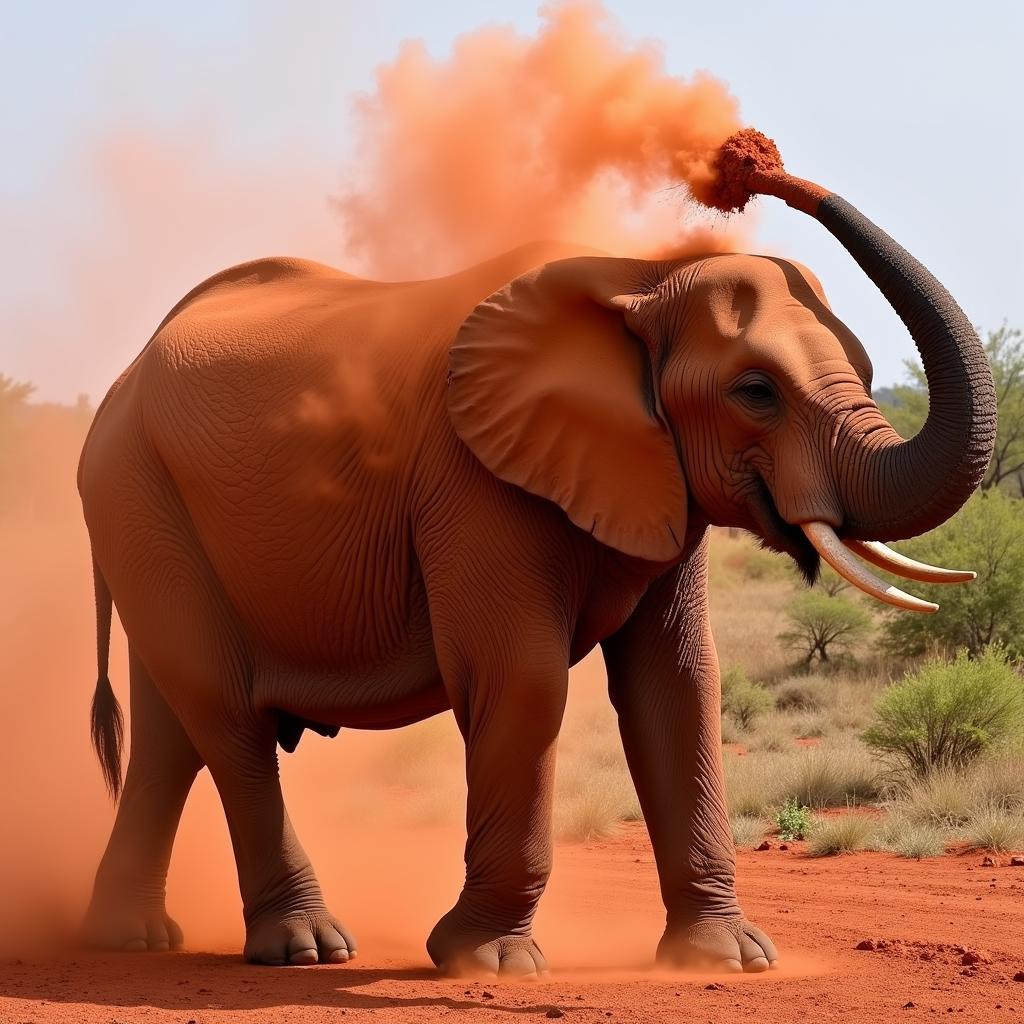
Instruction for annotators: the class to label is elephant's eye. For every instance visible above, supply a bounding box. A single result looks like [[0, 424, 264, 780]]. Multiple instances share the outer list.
[[734, 377, 777, 410]]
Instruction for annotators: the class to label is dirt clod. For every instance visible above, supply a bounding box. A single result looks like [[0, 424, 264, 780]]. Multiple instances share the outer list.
[[755, 841, 772, 852], [546, 1010, 565, 1019], [1010, 856, 1024, 866], [982, 856, 996, 867], [701, 128, 784, 213], [1013, 972, 1024, 982]]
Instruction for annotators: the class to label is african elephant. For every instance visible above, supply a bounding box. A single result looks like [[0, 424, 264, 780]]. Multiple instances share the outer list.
[[78, 162, 994, 977]]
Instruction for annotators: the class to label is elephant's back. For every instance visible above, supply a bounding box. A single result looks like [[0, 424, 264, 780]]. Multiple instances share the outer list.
[[104, 258, 444, 669]]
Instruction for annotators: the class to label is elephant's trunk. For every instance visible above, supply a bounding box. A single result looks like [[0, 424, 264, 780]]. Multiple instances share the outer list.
[[808, 195, 996, 540], [710, 129, 996, 542]]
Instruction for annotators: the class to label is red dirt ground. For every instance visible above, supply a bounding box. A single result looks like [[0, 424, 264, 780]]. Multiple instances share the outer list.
[[3, 825, 1023, 1024]]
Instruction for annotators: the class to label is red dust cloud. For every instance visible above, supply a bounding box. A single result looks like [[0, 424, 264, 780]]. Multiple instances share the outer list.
[[0, 2, 750, 964], [337, 0, 746, 278]]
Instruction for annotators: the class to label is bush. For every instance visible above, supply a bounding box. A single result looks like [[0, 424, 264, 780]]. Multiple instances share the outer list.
[[806, 813, 876, 856], [773, 674, 830, 711], [785, 743, 881, 807], [863, 648, 1024, 776], [872, 812, 947, 859], [778, 592, 871, 665], [882, 491, 1024, 659], [961, 806, 1024, 853], [721, 665, 775, 728], [730, 814, 768, 849], [775, 797, 813, 840], [895, 768, 980, 828]]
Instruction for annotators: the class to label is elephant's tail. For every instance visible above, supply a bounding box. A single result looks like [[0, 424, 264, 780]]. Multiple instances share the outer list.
[[90, 558, 123, 799]]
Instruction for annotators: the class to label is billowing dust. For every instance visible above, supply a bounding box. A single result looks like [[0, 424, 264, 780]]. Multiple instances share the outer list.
[[337, 0, 746, 278], [0, 2, 749, 968]]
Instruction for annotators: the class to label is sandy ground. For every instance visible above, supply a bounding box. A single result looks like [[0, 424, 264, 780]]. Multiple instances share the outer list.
[[3, 825, 1024, 1024]]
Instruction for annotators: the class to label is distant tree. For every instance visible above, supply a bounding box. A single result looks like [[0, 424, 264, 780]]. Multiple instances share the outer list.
[[882, 490, 1024, 660], [878, 325, 1024, 494], [0, 374, 34, 418], [778, 591, 871, 665]]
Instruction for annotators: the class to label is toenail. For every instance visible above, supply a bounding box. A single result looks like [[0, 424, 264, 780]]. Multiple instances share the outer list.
[[328, 949, 349, 963]]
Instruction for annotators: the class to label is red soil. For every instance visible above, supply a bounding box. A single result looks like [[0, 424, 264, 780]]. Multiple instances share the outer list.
[[701, 127, 831, 216], [3, 825, 1023, 1024]]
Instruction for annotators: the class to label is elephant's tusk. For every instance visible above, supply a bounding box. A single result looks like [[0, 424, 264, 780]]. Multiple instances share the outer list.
[[841, 539, 976, 585], [800, 522, 939, 614]]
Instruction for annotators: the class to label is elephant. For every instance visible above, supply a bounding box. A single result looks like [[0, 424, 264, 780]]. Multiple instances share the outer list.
[[78, 160, 995, 977]]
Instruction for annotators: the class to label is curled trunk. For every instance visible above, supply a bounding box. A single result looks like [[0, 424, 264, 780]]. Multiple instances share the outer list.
[[815, 196, 996, 540]]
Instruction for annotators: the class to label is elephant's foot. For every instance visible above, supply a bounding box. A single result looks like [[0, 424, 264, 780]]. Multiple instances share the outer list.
[[657, 917, 779, 973], [244, 907, 357, 966], [82, 896, 184, 952], [427, 905, 547, 978]]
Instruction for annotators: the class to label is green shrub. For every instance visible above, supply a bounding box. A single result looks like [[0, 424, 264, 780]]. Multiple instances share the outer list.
[[806, 813, 876, 856], [721, 665, 775, 728], [775, 797, 813, 840], [863, 648, 1024, 776], [778, 592, 871, 665], [881, 491, 1024, 659], [730, 814, 769, 849]]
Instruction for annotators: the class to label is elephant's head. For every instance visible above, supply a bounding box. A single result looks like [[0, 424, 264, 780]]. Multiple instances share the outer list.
[[447, 155, 996, 613]]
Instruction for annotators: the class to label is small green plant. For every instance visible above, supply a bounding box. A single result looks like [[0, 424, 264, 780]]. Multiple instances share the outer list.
[[806, 813, 876, 857], [863, 647, 1024, 776], [721, 665, 775, 728], [775, 796, 813, 840]]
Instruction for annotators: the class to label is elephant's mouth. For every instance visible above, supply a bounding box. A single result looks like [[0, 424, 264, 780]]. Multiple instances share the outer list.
[[743, 474, 821, 586]]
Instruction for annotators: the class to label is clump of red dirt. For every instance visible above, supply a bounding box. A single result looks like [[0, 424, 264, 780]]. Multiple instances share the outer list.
[[697, 127, 787, 213]]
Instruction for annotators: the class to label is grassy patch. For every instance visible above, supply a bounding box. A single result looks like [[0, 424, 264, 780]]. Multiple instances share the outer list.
[[961, 806, 1024, 853], [730, 814, 769, 849], [806, 813, 876, 856]]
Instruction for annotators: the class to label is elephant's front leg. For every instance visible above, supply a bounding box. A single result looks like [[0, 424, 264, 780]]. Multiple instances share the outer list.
[[426, 627, 568, 978], [602, 534, 778, 972]]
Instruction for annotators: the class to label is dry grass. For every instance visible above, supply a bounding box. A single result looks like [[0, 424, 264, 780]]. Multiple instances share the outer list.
[[806, 813, 876, 856], [871, 812, 947, 859], [554, 759, 641, 841], [784, 742, 881, 808], [746, 715, 794, 753], [731, 814, 769, 849], [773, 674, 830, 711], [960, 806, 1024, 853]]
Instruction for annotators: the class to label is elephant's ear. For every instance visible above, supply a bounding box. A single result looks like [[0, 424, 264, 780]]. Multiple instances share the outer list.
[[447, 256, 687, 562]]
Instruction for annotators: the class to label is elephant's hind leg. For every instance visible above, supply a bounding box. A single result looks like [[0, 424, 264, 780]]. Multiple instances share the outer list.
[[83, 650, 203, 951]]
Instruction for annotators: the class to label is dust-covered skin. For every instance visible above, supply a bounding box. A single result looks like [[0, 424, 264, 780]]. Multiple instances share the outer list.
[[79, 206, 991, 976]]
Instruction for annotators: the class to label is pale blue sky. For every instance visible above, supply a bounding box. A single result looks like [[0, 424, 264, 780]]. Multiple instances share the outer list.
[[3, 1, 1021, 401]]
